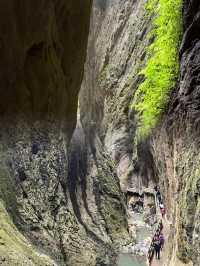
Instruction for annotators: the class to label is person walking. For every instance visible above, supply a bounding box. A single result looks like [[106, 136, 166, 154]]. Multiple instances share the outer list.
[[159, 232, 165, 250], [159, 220, 164, 232], [161, 206, 166, 218], [154, 186, 162, 203], [159, 202, 164, 210], [157, 191, 162, 204], [153, 236, 161, 260], [148, 245, 154, 265]]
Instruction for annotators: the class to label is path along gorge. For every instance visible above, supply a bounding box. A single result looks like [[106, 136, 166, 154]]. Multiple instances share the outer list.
[[0, 0, 200, 266]]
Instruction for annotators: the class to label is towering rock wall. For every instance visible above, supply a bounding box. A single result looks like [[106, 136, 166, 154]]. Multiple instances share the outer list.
[[75, 0, 200, 265], [65, 0, 161, 264], [80, 0, 156, 196], [1, 0, 199, 265], [0, 1, 153, 265], [146, 0, 200, 265], [0, 1, 92, 265], [79, 0, 200, 266], [74, 1, 160, 262]]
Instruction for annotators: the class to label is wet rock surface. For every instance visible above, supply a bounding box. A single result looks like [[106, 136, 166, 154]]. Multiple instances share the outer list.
[[74, 0, 157, 262], [121, 192, 156, 262], [0, 1, 94, 265], [80, 0, 155, 196], [124, 211, 152, 257], [0, 0, 199, 265], [138, 1, 200, 265]]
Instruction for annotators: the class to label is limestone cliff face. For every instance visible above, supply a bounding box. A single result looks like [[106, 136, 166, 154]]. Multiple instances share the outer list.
[[80, 1, 200, 266], [146, 1, 200, 265], [80, 0, 156, 196], [74, 1, 159, 263], [0, 1, 153, 265], [1, 1, 199, 266], [0, 1, 92, 265]]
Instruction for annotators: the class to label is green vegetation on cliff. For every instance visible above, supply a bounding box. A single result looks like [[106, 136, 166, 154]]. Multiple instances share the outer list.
[[133, 0, 183, 138]]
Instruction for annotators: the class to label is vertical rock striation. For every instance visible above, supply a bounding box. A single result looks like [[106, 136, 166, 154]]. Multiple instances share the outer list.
[[1, 0, 200, 265], [145, 0, 200, 265], [79, 0, 156, 196], [69, 0, 159, 264], [0, 1, 92, 265]]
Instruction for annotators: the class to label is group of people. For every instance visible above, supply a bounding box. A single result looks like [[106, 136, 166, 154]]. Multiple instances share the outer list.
[[128, 194, 144, 213], [147, 220, 165, 264], [147, 186, 166, 265]]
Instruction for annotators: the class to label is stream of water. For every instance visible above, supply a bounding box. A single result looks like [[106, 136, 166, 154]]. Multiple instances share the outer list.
[[117, 253, 146, 266], [117, 212, 152, 266]]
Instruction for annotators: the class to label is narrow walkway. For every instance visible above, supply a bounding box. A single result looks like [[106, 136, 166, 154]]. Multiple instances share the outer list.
[[147, 192, 169, 266], [147, 191, 194, 266], [151, 217, 170, 266]]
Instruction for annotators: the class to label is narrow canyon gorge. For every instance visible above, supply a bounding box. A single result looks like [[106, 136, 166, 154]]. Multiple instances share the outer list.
[[0, 0, 199, 266]]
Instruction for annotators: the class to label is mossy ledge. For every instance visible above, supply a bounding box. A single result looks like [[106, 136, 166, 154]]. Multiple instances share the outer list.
[[133, 0, 183, 138]]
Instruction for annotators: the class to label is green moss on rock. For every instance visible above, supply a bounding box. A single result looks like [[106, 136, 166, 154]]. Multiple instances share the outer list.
[[0, 201, 56, 265]]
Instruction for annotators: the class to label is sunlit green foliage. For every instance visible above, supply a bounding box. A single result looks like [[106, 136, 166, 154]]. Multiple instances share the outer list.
[[133, 0, 183, 138]]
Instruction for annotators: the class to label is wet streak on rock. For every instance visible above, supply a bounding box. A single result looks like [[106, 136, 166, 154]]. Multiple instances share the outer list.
[[68, 122, 109, 246]]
